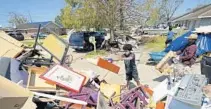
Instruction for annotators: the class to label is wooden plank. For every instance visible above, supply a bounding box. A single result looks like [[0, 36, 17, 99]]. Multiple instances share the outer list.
[[32, 92, 87, 105], [27, 67, 56, 91], [156, 51, 175, 73], [97, 58, 120, 74]]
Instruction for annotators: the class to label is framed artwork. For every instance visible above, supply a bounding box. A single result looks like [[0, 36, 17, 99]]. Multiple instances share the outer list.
[[40, 65, 86, 93]]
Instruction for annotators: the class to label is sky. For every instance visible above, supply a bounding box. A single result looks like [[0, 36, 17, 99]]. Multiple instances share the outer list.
[[0, 0, 208, 27]]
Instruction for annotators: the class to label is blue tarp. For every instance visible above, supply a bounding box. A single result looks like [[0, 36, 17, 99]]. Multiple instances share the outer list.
[[164, 31, 192, 52], [196, 34, 211, 56], [164, 30, 211, 56]]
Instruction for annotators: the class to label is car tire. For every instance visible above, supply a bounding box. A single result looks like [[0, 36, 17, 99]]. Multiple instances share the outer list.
[[88, 44, 94, 51]]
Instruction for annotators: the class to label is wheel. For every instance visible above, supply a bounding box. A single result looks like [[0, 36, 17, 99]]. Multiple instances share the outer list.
[[88, 44, 94, 51]]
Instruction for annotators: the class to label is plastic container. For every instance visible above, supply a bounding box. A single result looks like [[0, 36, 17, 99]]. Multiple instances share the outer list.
[[149, 52, 167, 61]]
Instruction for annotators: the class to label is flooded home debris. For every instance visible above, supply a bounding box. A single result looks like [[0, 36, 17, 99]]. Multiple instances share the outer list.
[[1, 23, 211, 109]]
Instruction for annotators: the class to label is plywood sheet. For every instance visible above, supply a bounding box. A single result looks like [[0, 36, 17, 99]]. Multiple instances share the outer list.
[[42, 34, 66, 62]]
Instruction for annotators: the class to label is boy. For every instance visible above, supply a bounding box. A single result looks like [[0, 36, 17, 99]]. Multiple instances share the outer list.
[[166, 27, 174, 47], [120, 44, 140, 88]]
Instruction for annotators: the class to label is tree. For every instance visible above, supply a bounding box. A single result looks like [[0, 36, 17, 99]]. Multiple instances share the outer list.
[[59, 0, 161, 40], [8, 12, 29, 27], [55, 15, 62, 26], [159, 0, 184, 25]]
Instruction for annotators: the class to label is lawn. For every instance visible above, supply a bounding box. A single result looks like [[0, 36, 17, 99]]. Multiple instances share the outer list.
[[145, 36, 166, 52], [21, 39, 44, 47], [145, 29, 187, 52], [85, 50, 108, 58]]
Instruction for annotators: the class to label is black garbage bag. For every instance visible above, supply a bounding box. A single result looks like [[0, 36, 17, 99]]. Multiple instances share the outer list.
[[201, 56, 211, 83]]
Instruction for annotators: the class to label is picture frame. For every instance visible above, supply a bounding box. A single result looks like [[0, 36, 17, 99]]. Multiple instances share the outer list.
[[40, 65, 86, 93]]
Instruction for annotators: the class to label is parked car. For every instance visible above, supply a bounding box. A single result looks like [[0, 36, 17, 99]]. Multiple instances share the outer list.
[[7, 32, 24, 41], [31, 33, 48, 39], [69, 31, 105, 51]]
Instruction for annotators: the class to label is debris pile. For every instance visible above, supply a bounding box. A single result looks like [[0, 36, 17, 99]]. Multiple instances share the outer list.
[[1, 25, 211, 109]]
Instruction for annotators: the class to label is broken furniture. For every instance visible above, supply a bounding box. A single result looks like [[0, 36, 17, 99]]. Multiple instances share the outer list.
[[0, 75, 31, 109], [0, 57, 28, 87], [174, 74, 207, 107], [20, 24, 70, 68], [64, 87, 98, 109], [109, 86, 149, 109], [27, 66, 56, 92], [0, 31, 24, 58]]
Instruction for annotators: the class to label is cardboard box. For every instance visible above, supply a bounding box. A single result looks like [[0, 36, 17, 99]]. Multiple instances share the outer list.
[[0, 31, 24, 58], [27, 67, 56, 92], [0, 76, 30, 109]]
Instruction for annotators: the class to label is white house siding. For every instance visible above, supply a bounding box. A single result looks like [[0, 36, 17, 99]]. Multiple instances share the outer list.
[[199, 18, 211, 27]]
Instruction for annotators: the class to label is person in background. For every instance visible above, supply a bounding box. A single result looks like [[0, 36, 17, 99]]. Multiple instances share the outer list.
[[120, 44, 140, 89], [175, 34, 198, 66], [166, 27, 174, 47]]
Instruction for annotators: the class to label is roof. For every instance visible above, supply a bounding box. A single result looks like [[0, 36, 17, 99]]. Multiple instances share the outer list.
[[16, 21, 63, 30], [173, 4, 211, 22]]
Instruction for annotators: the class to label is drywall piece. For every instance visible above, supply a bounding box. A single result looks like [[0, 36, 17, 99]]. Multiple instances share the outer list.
[[33, 92, 87, 105], [0, 75, 30, 109], [152, 78, 180, 103], [40, 65, 86, 92], [27, 67, 56, 92]]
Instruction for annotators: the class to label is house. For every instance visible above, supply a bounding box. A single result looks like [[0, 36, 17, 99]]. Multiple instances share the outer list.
[[16, 21, 66, 35], [172, 4, 211, 30]]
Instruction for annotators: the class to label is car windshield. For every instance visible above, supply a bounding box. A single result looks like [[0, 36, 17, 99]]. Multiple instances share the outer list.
[[70, 32, 83, 39]]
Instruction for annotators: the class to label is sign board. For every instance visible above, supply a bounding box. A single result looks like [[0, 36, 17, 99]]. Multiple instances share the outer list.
[[40, 65, 86, 92]]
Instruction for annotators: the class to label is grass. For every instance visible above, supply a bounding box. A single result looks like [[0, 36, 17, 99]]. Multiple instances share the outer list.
[[145, 36, 166, 52], [145, 29, 187, 52], [21, 39, 44, 47], [85, 50, 108, 58], [60, 35, 67, 39]]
